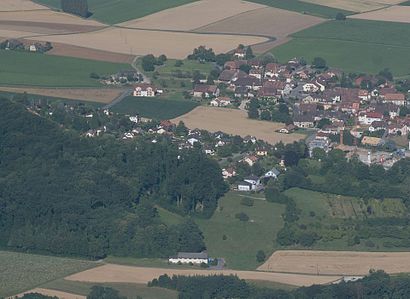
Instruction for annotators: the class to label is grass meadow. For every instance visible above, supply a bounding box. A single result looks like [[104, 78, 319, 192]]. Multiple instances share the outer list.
[[111, 96, 199, 120], [271, 19, 410, 76], [0, 51, 130, 87], [247, 0, 354, 18], [0, 251, 96, 297], [196, 192, 285, 270], [34, 0, 198, 24], [43, 279, 178, 299]]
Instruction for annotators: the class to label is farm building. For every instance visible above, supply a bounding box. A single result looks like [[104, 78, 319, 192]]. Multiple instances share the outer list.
[[169, 251, 209, 265], [133, 83, 158, 97]]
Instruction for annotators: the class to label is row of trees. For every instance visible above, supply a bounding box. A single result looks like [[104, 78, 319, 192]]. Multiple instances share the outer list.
[[0, 99, 227, 258], [149, 271, 410, 299]]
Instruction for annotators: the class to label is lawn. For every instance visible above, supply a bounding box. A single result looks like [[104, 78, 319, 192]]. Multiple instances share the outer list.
[[196, 192, 285, 270], [272, 19, 410, 76], [0, 251, 96, 297], [42, 279, 178, 299], [34, 0, 198, 24], [247, 0, 354, 18], [111, 96, 199, 120], [0, 51, 130, 87]]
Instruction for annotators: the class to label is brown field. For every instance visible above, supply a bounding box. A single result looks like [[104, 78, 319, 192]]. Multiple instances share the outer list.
[[195, 7, 324, 39], [0, 20, 102, 35], [12, 288, 85, 299], [0, 87, 125, 103], [66, 264, 341, 287], [349, 5, 410, 23], [26, 28, 268, 59], [0, 0, 47, 11], [259, 250, 410, 276], [302, 0, 404, 12], [120, 0, 266, 31], [46, 42, 134, 63], [172, 107, 305, 144]]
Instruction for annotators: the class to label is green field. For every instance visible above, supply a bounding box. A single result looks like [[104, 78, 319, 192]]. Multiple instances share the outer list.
[[111, 96, 198, 120], [272, 19, 410, 76], [196, 192, 285, 270], [34, 0, 198, 24], [0, 251, 96, 297], [43, 279, 178, 299], [0, 50, 130, 87], [247, 0, 354, 18], [283, 188, 410, 250]]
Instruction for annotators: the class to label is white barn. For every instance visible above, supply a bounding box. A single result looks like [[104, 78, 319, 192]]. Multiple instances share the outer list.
[[169, 251, 209, 265]]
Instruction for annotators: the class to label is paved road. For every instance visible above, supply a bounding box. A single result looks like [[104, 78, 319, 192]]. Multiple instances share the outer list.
[[103, 88, 132, 110]]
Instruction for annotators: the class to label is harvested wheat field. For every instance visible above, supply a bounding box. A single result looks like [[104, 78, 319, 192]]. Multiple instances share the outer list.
[[66, 264, 341, 287], [0, 0, 47, 11], [29, 28, 268, 59], [120, 0, 266, 31], [302, 0, 403, 12], [0, 87, 125, 103], [259, 250, 410, 276], [196, 7, 324, 38], [47, 42, 134, 63], [349, 6, 410, 23], [12, 288, 85, 299], [172, 107, 305, 144]]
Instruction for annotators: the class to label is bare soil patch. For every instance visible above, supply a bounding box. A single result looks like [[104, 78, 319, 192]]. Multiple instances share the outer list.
[[0, 87, 125, 103], [12, 288, 85, 299], [172, 107, 305, 144], [0, 0, 47, 11], [195, 7, 324, 39], [120, 0, 266, 31], [47, 42, 134, 64], [259, 250, 410, 276], [28, 28, 268, 59], [349, 5, 410, 23], [302, 0, 403, 12], [66, 264, 341, 287]]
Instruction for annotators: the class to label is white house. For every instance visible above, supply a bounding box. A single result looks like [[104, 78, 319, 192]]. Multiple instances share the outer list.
[[358, 112, 383, 125], [222, 167, 236, 179], [133, 83, 157, 97], [238, 175, 262, 191], [238, 181, 253, 191], [169, 252, 209, 265], [302, 82, 321, 93], [187, 138, 199, 146], [264, 168, 280, 179]]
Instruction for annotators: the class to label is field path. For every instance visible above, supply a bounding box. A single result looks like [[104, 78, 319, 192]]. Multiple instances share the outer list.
[[66, 263, 342, 287]]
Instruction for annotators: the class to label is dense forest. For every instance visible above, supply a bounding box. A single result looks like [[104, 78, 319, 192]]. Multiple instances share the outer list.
[[61, 0, 89, 18], [150, 271, 410, 299], [0, 99, 226, 258]]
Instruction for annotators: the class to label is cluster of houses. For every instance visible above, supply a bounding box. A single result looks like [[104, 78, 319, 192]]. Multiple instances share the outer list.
[[0, 39, 52, 53], [101, 70, 143, 86]]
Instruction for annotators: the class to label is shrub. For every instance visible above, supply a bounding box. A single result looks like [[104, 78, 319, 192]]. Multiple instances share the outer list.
[[256, 250, 266, 262], [235, 212, 249, 222], [335, 12, 346, 20]]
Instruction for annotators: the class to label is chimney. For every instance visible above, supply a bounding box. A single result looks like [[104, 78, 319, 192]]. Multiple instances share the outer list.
[[367, 151, 371, 165]]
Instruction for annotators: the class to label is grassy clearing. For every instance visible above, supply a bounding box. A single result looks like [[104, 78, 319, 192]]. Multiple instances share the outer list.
[[0, 251, 96, 297], [247, 0, 354, 18], [111, 96, 199, 120], [34, 0, 198, 24], [272, 19, 410, 76], [0, 50, 129, 88], [157, 206, 185, 226], [196, 192, 285, 270], [43, 279, 178, 299]]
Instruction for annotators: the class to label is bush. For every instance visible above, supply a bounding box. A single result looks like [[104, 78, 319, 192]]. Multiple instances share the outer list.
[[240, 197, 254, 207], [256, 250, 266, 262], [365, 240, 375, 248], [335, 12, 346, 20], [235, 212, 249, 222], [89, 72, 100, 79], [222, 234, 227, 240], [175, 60, 184, 67]]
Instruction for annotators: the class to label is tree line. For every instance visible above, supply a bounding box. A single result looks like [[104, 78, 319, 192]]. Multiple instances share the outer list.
[[0, 99, 227, 258]]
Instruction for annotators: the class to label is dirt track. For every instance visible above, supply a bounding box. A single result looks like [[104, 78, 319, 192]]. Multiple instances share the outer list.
[[0, 87, 125, 103], [172, 107, 305, 145], [66, 264, 341, 287], [259, 250, 410, 276]]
